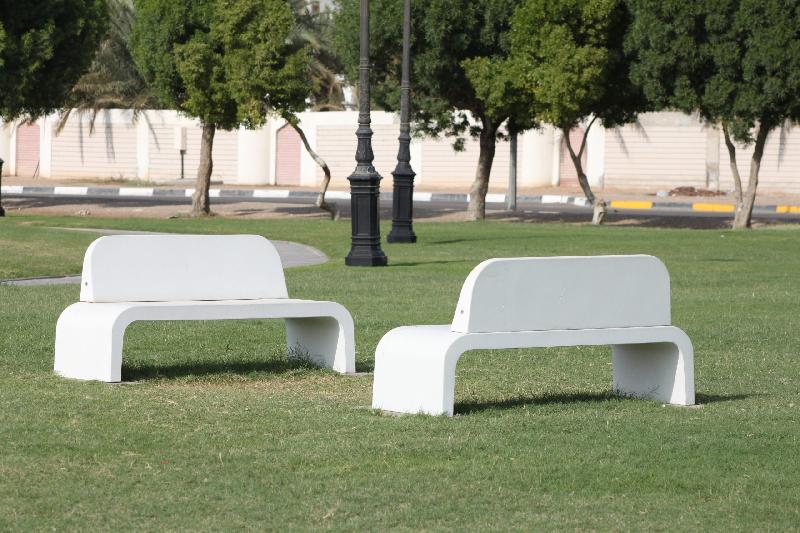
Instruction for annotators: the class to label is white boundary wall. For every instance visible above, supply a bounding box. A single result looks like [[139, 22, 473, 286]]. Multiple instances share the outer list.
[[2, 110, 799, 194]]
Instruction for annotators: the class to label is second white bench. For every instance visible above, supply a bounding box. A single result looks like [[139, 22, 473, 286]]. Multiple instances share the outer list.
[[372, 255, 695, 416], [54, 234, 355, 382]]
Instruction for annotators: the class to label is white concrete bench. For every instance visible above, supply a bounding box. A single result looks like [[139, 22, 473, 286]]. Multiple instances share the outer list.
[[54, 235, 355, 382], [372, 255, 695, 416]]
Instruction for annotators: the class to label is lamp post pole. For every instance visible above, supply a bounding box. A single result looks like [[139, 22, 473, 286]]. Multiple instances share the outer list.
[[0, 158, 5, 217], [387, 0, 416, 243], [345, 0, 387, 266]]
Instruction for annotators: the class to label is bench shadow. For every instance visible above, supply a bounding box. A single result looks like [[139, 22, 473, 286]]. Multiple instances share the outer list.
[[390, 260, 466, 267], [456, 391, 753, 414], [456, 391, 619, 414], [123, 358, 342, 382], [694, 392, 753, 404]]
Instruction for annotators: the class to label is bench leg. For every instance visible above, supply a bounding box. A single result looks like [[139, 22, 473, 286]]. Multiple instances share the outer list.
[[612, 340, 695, 406], [372, 327, 462, 416], [284, 315, 355, 374], [54, 303, 127, 382]]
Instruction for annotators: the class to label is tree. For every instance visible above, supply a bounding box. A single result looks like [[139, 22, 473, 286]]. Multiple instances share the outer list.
[[286, 0, 343, 219], [508, 0, 646, 224], [288, 0, 344, 111], [626, 0, 800, 229], [333, 0, 536, 220], [66, 0, 158, 116], [131, 0, 309, 216], [59, 0, 159, 133], [0, 0, 108, 121]]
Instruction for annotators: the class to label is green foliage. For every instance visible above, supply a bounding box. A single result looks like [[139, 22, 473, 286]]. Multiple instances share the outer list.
[[333, 0, 535, 142], [0, 0, 108, 121], [63, 0, 159, 130], [130, 0, 309, 129], [626, 0, 800, 142], [509, 0, 645, 130], [287, 0, 345, 110]]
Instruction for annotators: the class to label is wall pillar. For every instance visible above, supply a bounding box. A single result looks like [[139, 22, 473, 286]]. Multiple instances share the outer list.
[[519, 126, 554, 187], [586, 120, 606, 189], [136, 112, 150, 180], [39, 115, 54, 178], [0, 121, 11, 174], [551, 128, 563, 186], [706, 125, 720, 191], [237, 125, 271, 185]]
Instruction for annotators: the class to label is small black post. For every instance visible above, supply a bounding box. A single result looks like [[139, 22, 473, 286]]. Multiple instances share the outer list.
[[0, 158, 5, 217], [387, 0, 416, 243], [346, 0, 388, 266]]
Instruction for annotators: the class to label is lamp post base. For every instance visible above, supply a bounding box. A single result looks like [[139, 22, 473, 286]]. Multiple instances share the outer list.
[[346, 172, 388, 267], [387, 171, 416, 243], [345, 250, 388, 266]]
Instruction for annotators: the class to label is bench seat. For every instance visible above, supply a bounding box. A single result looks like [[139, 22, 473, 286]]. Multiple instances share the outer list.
[[56, 299, 354, 382], [54, 235, 355, 382], [372, 324, 693, 416]]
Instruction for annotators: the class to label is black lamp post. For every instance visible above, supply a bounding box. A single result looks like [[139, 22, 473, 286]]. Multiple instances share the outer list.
[[0, 158, 5, 217], [387, 0, 416, 243], [345, 0, 388, 266]]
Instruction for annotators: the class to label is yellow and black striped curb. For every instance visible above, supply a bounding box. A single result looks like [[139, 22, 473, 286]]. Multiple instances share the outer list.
[[2, 185, 799, 215]]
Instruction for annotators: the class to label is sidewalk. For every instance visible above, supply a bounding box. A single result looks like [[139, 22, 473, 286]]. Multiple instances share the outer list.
[[3, 176, 800, 215]]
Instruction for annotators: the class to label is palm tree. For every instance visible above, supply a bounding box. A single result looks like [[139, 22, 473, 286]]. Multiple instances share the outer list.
[[286, 0, 347, 218], [59, 0, 158, 132], [288, 0, 345, 111]]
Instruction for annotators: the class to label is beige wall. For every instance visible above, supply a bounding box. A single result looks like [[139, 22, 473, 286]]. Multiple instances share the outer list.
[[147, 121, 237, 182], [51, 113, 138, 179], [6, 109, 800, 195], [719, 125, 800, 194], [315, 123, 399, 188], [603, 112, 708, 190]]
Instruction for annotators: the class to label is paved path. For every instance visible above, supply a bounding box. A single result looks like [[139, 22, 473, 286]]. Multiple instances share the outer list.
[[1, 228, 328, 287]]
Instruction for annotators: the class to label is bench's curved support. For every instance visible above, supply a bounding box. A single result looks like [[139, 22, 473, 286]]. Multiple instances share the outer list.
[[55, 300, 356, 382], [612, 332, 694, 406], [285, 306, 355, 373], [372, 326, 464, 416], [372, 325, 695, 417], [55, 303, 130, 382]]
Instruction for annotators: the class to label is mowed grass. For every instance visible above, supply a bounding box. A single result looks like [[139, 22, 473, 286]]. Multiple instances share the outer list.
[[0, 214, 798, 530]]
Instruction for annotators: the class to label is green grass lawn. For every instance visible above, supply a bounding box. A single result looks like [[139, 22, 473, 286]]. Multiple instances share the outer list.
[[1, 214, 798, 530]]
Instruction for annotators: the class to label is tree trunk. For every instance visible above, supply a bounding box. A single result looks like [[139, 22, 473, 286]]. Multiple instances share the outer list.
[[732, 123, 769, 230], [562, 122, 606, 224], [191, 122, 216, 217], [466, 120, 498, 221], [290, 121, 339, 220]]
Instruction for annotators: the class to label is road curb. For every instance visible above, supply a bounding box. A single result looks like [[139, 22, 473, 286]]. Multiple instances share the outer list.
[[3, 185, 800, 215]]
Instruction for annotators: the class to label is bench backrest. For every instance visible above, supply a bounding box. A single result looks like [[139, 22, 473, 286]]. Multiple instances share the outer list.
[[450, 255, 671, 333], [80, 235, 288, 303]]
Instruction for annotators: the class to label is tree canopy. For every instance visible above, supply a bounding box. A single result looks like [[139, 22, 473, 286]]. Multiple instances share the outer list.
[[0, 0, 108, 121], [333, 0, 536, 220], [508, 0, 645, 222], [626, 0, 800, 228], [131, 0, 309, 215]]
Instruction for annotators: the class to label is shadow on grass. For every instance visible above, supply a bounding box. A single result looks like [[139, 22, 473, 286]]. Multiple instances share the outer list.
[[456, 391, 753, 414], [695, 392, 753, 404], [389, 260, 466, 267], [455, 391, 619, 415], [123, 357, 375, 382], [124, 358, 325, 382]]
